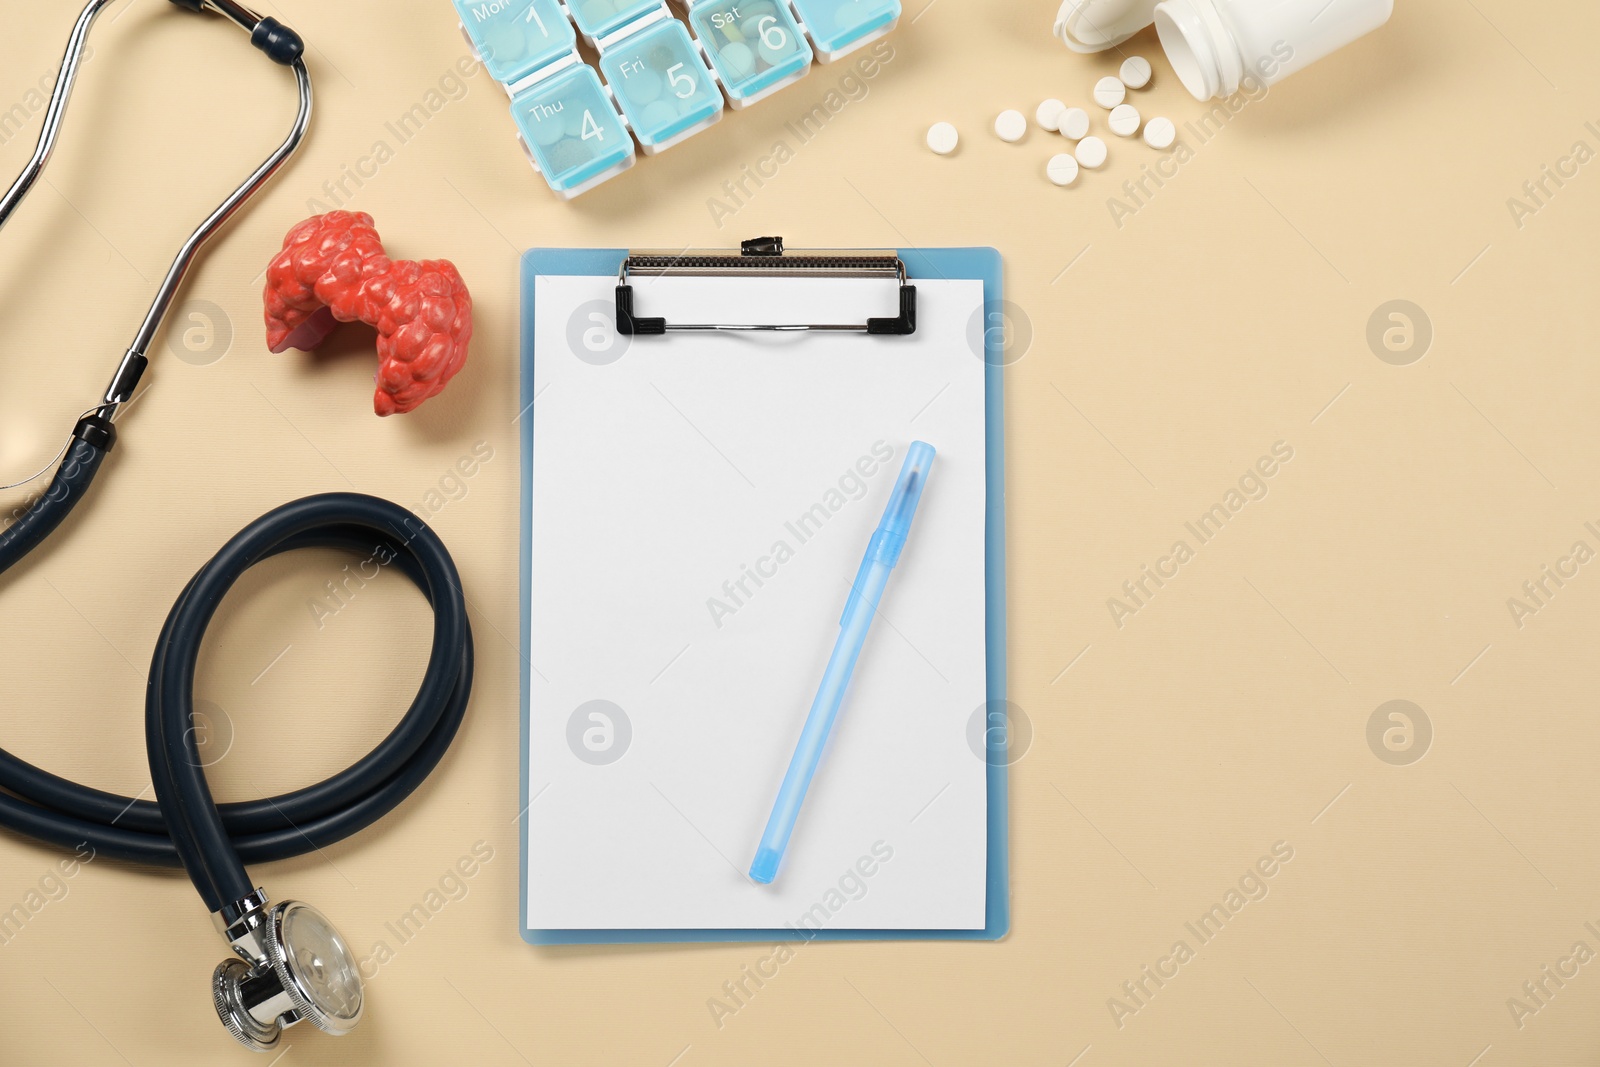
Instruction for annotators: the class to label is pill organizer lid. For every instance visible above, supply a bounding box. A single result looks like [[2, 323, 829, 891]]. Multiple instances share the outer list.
[[1053, 0, 1159, 53]]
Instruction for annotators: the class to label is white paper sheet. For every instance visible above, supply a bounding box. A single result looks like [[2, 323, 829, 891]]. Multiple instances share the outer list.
[[527, 273, 989, 930]]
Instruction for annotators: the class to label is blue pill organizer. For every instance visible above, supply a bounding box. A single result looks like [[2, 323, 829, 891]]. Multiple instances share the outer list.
[[596, 16, 723, 153], [566, 0, 663, 45], [454, 0, 576, 84], [789, 0, 900, 62], [682, 0, 812, 107], [452, 0, 901, 196], [509, 63, 636, 198]]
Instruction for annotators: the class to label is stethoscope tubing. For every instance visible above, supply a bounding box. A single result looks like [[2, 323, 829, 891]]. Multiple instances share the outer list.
[[0, 489, 474, 913]]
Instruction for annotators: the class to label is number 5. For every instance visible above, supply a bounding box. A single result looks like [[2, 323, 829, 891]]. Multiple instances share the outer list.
[[666, 62, 695, 99]]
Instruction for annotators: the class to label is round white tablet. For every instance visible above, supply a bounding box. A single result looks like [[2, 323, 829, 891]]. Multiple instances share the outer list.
[[994, 109, 1027, 143], [926, 121, 959, 155], [1057, 106, 1090, 141], [1093, 75, 1126, 109], [1108, 103, 1141, 137], [1120, 55, 1152, 89], [1035, 98, 1067, 132], [1046, 153, 1080, 187], [1143, 116, 1176, 149], [1075, 134, 1107, 169]]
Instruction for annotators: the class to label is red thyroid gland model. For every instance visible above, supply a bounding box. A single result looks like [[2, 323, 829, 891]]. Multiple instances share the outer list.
[[264, 211, 473, 416]]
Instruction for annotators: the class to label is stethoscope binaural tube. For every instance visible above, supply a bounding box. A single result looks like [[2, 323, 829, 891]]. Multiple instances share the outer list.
[[0, 2, 471, 1055], [0, 0, 312, 428]]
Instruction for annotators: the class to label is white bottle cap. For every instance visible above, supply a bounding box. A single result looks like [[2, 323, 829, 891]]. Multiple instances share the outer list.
[[1053, 0, 1161, 53]]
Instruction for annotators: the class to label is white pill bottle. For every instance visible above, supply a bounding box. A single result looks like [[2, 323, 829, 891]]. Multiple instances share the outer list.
[[1054, 0, 1394, 101]]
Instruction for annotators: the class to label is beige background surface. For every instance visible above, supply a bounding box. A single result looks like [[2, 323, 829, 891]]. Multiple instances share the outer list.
[[1, 0, 1598, 1064]]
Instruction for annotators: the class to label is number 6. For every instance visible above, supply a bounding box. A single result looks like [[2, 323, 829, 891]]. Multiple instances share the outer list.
[[757, 15, 787, 51]]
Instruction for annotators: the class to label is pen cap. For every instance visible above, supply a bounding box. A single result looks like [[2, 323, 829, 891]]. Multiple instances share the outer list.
[[874, 442, 936, 567]]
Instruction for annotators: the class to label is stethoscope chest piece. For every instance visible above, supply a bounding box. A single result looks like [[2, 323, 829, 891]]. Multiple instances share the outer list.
[[212, 891, 363, 1051]]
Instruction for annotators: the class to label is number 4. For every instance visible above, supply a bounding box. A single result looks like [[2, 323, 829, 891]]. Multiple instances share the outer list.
[[581, 109, 604, 141]]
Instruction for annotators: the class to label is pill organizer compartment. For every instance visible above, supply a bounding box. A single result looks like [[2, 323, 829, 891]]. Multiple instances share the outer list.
[[566, 0, 663, 45], [685, 0, 813, 107], [510, 63, 636, 198], [598, 19, 724, 153], [456, 0, 577, 85], [788, 0, 899, 62]]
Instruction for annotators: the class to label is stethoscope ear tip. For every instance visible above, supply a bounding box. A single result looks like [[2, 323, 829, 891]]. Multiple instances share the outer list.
[[169, 2, 304, 66], [250, 17, 304, 66]]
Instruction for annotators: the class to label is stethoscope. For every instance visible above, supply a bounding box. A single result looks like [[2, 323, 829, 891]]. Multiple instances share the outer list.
[[0, 1, 474, 1052]]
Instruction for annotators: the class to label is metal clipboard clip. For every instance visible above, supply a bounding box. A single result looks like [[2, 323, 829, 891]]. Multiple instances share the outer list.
[[615, 236, 917, 336]]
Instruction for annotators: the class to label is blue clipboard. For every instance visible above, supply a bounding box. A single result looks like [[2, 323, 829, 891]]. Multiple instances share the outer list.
[[518, 246, 1009, 944]]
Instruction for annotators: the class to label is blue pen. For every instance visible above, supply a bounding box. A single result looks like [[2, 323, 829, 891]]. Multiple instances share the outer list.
[[750, 442, 936, 885]]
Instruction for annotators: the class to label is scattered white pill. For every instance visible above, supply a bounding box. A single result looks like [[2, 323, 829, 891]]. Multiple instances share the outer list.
[[1035, 98, 1067, 132], [926, 121, 959, 155], [1120, 55, 1152, 89], [994, 109, 1027, 143], [1143, 116, 1176, 149], [1046, 153, 1080, 187], [1057, 106, 1090, 140], [1075, 134, 1107, 168], [1108, 103, 1141, 137], [1093, 76, 1126, 109]]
